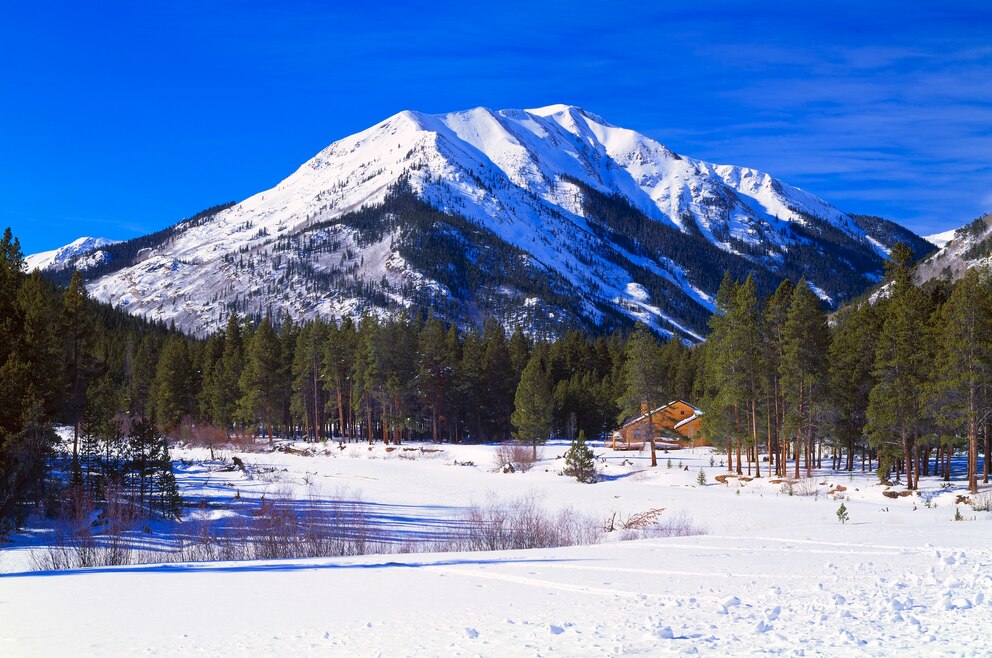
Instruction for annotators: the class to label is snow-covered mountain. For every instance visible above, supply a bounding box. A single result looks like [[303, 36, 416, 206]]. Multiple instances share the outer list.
[[49, 105, 933, 338], [924, 228, 958, 249], [25, 236, 116, 272], [915, 213, 992, 283]]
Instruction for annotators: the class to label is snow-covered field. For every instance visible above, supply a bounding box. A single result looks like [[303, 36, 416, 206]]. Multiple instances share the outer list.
[[3, 440, 992, 656]]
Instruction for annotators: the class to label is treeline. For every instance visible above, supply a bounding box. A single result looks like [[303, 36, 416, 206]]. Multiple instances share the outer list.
[[0, 229, 181, 531], [146, 313, 698, 449], [699, 243, 991, 493]]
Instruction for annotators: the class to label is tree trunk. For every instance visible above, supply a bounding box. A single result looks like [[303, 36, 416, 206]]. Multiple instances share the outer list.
[[734, 404, 742, 476], [752, 397, 760, 477], [393, 397, 402, 445], [647, 406, 657, 467], [336, 384, 345, 444], [984, 423, 990, 484], [766, 392, 775, 474], [968, 384, 978, 493], [366, 396, 373, 444], [432, 404, 439, 443]]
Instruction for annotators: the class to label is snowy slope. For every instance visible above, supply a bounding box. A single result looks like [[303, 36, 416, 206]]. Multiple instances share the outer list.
[[4, 441, 992, 656], [914, 213, 992, 283], [24, 236, 116, 272], [71, 105, 927, 338], [925, 229, 958, 249]]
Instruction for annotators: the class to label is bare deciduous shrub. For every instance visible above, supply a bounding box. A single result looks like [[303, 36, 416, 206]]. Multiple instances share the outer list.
[[34, 488, 604, 572], [617, 511, 707, 540], [492, 442, 539, 473], [779, 478, 818, 496], [971, 492, 992, 512], [604, 507, 665, 532], [793, 477, 820, 497], [174, 418, 229, 460], [451, 493, 600, 551], [32, 484, 141, 571], [643, 511, 707, 538], [173, 487, 384, 563]]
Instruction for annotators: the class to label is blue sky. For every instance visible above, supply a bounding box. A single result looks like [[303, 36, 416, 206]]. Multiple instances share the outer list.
[[2, 1, 990, 254]]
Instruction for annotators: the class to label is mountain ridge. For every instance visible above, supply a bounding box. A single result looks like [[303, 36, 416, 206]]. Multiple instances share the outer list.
[[29, 104, 935, 339]]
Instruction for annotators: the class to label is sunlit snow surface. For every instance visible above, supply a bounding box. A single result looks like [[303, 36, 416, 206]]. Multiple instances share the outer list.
[[3, 439, 992, 657], [23, 237, 116, 272]]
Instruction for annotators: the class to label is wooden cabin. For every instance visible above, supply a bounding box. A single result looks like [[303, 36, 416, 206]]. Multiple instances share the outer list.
[[610, 400, 707, 450]]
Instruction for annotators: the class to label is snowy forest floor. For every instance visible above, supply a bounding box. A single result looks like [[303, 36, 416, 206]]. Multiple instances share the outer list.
[[3, 439, 992, 656]]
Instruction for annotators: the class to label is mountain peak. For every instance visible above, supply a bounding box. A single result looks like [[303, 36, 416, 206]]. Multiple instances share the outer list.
[[525, 104, 612, 126], [25, 236, 116, 272], [73, 105, 931, 339]]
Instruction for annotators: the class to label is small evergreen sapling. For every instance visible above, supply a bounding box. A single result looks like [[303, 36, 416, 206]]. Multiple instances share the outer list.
[[564, 431, 597, 483], [836, 503, 849, 524], [696, 469, 706, 486]]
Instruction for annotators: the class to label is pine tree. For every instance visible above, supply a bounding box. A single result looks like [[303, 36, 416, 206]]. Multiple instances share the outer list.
[[0, 394, 57, 530], [351, 316, 379, 443], [277, 317, 299, 437], [152, 336, 194, 431], [929, 267, 992, 493], [197, 333, 224, 422], [292, 321, 326, 441], [564, 430, 597, 483], [417, 316, 452, 443], [512, 349, 553, 459], [836, 502, 849, 524], [481, 320, 514, 440], [617, 324, 665, 466], [238, 315, 282, 445], [762, 279, 793, 476], [16, 272, 62, 417], [866, 247, 927, 488], [383, 317, 418, 444], [0, 229, 25, 384], [213, 314, 244, 430], [61, 271, 97, 465], [324, 318, 357, 441], [828, 301, 882, 471], [780, 280, 829, 478], [459, 329, 487, 441], [508, 325, 531, 382], [443, 325, 464, 442], [707, 276, 764, 476]]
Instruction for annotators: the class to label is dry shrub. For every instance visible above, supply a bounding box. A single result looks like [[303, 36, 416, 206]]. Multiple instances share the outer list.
[[640, 511, 707, 539], [32, 483, 142, 571], [174, 487, 383, 563], [450, 493, 599, 551], [793, 478, 820, 496], [972, 492, 992, 512], [604, 508, 666, 532], [174, 418, 227, 452], [492, 442, 539, 473], [606, 508, 706, 540], [621, 508, 666, 530], [780, 478, 819, 496]]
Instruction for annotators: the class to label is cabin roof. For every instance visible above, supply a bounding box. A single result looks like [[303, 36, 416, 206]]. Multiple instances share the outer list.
[[619, 400, 703, 429]]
